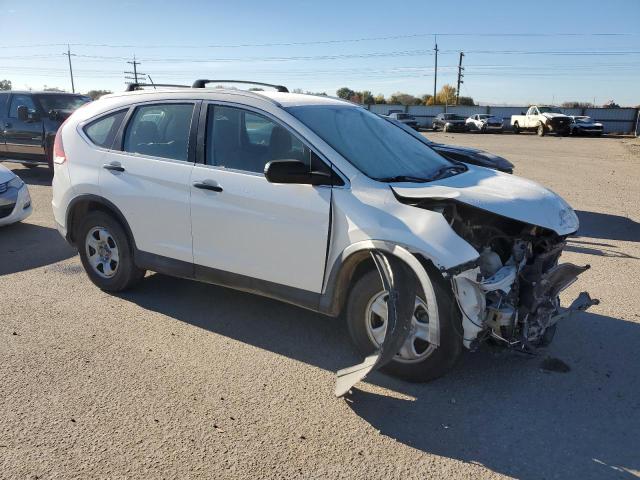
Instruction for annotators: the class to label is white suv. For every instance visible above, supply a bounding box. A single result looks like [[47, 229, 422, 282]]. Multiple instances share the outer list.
[[51, 80, 595, 392]]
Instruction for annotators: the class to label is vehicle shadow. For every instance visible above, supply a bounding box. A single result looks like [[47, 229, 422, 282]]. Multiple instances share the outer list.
[[0, 222, 75, 275], [346, 311, 640, 479], [0, 162, 52, 186], [576, 210, 640, 242], [122, 274, 640, 480], [565, 238, 639, 259]]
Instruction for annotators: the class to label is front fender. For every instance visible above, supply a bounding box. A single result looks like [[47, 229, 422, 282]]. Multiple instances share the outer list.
[[321, 241, 440, 348]]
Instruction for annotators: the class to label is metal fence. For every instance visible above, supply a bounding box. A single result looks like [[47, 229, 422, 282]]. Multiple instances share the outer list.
[[367, 104, 640, 134]]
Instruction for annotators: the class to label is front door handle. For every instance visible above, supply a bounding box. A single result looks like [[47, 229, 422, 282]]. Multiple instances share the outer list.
[[103, 163, 125, 172], [193, 181, 223, 192]]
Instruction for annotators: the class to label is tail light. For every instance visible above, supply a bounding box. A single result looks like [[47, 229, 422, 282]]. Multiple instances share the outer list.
[[53, 117, 72, 165]]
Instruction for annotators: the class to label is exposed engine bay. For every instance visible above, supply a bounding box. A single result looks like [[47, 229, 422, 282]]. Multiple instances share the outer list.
[[412, 199, 598, 352]]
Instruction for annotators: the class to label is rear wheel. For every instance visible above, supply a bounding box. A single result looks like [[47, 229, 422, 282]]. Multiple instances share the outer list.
[[77, 211, 145, 292], [513, 122, 520, 134], [346, 266, 463, 382]]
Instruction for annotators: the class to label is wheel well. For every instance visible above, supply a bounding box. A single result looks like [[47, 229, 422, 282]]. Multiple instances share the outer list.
[[323, 249, 444, 317], [67, 197, 134, 248]]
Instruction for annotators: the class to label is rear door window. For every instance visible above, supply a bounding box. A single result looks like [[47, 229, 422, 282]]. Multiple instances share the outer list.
[[84, 110, 127, 149], [123, 103, 194, 161], [9, 94, 37, 118]]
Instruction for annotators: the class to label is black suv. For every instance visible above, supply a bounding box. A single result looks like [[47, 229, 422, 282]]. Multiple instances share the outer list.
[[432, 113, 467, 132], [0, 91, 91, 169]]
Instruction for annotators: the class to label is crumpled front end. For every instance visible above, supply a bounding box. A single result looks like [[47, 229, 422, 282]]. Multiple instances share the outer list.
[[440, 201, 598, 351]]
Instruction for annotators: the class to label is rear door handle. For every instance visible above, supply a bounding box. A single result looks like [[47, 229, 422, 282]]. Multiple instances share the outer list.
[[103, 163, 125, 172], [193, 181, 223, 192]]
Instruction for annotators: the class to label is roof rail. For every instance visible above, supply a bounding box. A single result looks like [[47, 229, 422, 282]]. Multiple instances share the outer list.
[[192, 79, 289, 93], [125, 83, 190, 92]]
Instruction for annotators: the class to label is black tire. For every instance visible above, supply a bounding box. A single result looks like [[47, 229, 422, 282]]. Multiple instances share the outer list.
[[432, 124, 438, 131], [537, 123, 546, 137], [77, 211, 145, 292], [346, 266, 463, 383], [513, 122, 520, 134]]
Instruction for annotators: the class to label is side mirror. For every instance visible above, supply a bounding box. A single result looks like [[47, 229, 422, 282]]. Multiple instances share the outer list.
[[17, 105, 29, 121], [264, 160, 333, 186]]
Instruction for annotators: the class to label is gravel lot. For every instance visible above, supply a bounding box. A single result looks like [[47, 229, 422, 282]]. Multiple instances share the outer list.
[[1, 133, 639, 479]]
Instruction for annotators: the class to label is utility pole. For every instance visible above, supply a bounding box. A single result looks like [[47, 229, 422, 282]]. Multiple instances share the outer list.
[[124, 55, 145, 86], [433, 37, 439, 104], [63, 45, 76, 93], [456, 52, 464, 105]]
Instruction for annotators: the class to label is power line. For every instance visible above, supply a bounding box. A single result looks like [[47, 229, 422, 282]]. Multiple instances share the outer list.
[[0, 32, 635, 49]]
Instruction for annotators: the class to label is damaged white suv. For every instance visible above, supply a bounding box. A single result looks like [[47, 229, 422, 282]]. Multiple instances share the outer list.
[[51, 80, 596, 395]]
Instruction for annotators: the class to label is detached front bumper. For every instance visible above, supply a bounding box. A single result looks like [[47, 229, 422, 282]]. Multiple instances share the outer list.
[[0, 184, 32, 227]]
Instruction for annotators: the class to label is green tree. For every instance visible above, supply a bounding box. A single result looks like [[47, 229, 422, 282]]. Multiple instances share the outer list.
[[389, 92, 420, 106], [374, 93, 386, 104], [561, 101, 594, 108], [603, 100, 620, 109], [360, 90, 375, 105], [336, 87, 355, 100], [86, 90, 112, 100], [0, 79, 12, 90], [420, 94, 433, 105], [43, 85, 65, 92], [248, 87, 264, 91], [458, 96, 475, 106]]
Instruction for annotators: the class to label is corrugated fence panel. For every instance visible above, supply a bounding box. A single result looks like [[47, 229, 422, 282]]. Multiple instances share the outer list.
[[406, 106, 446, 126], [367, 104, 639, 132], [369, 104, 404, 115]]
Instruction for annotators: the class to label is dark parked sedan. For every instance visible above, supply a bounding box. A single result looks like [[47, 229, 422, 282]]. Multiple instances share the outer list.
[[432, 113, 467, 132], [387, 112, 420, 130], [385, 116, 514, 173]]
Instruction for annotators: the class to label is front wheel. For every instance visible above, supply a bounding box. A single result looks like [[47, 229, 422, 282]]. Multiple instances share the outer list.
[[77, 211, 145, 292], [537, 123, 546, 136], [346, 267, 463, 382]]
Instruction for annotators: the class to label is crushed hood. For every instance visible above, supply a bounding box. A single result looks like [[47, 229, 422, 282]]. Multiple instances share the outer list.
[[542, 112, 569, 119], [391, 166, 579, 235]]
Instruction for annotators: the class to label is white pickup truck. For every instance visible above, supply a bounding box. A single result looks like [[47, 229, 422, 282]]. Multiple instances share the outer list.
[[511, 105, 572, 136]]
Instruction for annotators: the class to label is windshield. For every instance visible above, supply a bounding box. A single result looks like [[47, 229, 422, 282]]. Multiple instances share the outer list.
[[35, 94, 91, 112], [538, 106, 562, 114], [444, 114, 465, 120], [478, 114, 491, 119], [287, 105, 454, 181]]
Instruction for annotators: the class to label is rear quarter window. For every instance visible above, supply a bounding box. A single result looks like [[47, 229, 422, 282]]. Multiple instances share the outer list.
[[84, 110, 127, 149]]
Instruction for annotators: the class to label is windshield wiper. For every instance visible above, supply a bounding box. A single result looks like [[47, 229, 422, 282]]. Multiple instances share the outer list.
[[376, 175, 433, 183]]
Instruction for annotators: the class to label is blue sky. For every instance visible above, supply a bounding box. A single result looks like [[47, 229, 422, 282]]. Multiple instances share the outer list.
[[1, 0, 639, 105]]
